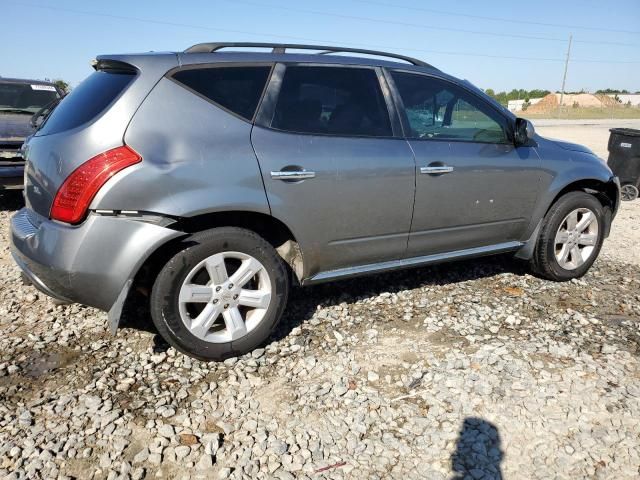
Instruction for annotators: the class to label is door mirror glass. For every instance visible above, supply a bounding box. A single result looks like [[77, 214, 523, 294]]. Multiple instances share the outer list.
[[514, 118, 535, 145]]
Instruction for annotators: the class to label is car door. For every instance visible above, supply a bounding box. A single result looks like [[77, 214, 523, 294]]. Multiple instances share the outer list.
[[387, 70, 542, 257], [251, 63, 416, 278]]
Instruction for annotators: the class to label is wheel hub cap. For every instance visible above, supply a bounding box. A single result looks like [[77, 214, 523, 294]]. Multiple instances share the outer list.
[[178, 251, 272, 343], [554, 207, 599, 270]]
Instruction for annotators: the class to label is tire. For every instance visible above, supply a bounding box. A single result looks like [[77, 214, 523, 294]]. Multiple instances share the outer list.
[[530, 191, 606, 281], [150, 227, 289, 361]]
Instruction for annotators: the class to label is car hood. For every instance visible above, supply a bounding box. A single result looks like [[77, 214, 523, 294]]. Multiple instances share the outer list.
[[0, 113, 34, 141], [546, 137, 595, 155]]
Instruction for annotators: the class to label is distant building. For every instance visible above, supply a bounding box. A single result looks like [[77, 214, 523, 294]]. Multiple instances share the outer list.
[[507, 98, 542, 112], [608, 94, 640, 106]]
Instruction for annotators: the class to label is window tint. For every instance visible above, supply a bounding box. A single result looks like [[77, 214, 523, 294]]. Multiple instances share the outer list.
[[271, 66, 392, 137], [172, 66, 271, 121], [38, 71, 135, 136], [0, 82, 59, 113], [391, 72, 508, 144]]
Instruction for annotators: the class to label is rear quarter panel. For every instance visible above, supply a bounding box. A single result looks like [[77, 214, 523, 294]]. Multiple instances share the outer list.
[[92, 77, 270, 217]]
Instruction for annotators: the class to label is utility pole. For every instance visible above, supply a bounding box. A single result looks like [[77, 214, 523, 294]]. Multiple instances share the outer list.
[[558, 34, 573, 117]]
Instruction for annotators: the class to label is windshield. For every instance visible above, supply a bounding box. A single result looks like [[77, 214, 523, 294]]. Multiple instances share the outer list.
[[0, 82, 60, 114]]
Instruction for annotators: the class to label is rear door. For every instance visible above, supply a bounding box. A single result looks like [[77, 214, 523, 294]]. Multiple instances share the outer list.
[[251, 64, 416, 277], [388, 70, 541, 257]]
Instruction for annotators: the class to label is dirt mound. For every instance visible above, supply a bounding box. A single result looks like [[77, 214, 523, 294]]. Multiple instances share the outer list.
[[525, 93, 558, 113]]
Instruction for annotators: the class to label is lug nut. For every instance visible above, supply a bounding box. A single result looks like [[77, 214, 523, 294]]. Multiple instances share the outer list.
[[228, 283, 234, 289], [233, 294, 239, 300], [216, 286, 222, 292], [224, 304, 229, 309], [213, 299, 218, 304]]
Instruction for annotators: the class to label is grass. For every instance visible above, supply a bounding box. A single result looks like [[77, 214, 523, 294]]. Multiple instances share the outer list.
[[518, 107, 640, 120]]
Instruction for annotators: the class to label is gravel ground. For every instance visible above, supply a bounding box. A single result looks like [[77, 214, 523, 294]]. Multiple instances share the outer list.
[[1, 123, 639, 480]]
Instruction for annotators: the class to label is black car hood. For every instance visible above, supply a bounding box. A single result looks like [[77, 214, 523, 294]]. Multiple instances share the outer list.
[[0, 113, 35, 142]]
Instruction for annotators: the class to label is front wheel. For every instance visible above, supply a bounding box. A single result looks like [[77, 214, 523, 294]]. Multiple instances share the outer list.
[[150, 227, 289, 361], [530, 191, 606, 281]]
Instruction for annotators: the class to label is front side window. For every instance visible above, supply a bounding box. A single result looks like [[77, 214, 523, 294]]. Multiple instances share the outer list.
[[391, 71, 508, 144], [271, 66, 392, 137], [172, 66, 272, 121]]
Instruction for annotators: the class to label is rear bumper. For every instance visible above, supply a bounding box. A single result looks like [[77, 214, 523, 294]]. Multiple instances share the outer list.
[[10, 208, 184, 313]]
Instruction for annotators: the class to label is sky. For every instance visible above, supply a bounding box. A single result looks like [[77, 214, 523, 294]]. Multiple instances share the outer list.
[[1, 0, 639, 92]]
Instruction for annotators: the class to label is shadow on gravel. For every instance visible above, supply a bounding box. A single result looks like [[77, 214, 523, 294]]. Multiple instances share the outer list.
[[118, 254, 528, 353], [0, 190, 25, 211], [451, 417, 503, 480], [269, 254, 528, 344]]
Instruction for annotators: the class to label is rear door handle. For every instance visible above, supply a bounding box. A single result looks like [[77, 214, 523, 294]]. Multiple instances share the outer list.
[[420, 165, 454, 175], [270, 170, 316, 180]]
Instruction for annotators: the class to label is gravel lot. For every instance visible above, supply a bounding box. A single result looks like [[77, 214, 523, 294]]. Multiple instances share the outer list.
[[1, 122, 639, 480]]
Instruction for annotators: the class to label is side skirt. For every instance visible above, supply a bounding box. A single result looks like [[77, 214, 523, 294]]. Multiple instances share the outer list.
[[305, 241, 524, 285]]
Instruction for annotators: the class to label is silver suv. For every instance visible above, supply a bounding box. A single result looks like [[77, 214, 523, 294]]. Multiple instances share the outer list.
[[11, 43, 620, 360]]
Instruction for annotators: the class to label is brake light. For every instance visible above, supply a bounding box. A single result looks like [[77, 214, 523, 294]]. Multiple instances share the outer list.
[[50, 145, 141, 224]]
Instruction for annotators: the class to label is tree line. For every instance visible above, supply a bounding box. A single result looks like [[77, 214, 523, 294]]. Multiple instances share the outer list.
[[484, 88, 640, 106]]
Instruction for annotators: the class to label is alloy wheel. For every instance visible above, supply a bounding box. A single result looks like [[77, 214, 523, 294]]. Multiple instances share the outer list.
[[554, 208, 599, 270], [178, 251, 272, 343]]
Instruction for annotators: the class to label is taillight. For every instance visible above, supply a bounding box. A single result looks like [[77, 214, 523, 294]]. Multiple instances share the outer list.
[[50, 145, 141, 224]]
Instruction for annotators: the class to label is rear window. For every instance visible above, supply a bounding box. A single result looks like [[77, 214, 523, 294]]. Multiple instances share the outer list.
[[171, 66, 271, 121], [38, 70, 135, 136]]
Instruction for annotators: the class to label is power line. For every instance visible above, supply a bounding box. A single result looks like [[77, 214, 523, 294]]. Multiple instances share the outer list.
[[8, 1, 640, 65], [352, 0, 640, 36], [226, 0, 640, 48]]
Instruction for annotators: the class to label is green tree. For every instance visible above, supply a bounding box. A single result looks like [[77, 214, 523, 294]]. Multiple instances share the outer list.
[[53, 79, 70, 93]]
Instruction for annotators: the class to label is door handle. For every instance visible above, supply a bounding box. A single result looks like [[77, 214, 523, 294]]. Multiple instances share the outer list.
[[420, 165, 454, 175], [270, 170, 316, 180]]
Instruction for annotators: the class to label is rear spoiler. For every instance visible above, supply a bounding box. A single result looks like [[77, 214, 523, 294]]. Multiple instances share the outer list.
[[91, 59, 138, 74]]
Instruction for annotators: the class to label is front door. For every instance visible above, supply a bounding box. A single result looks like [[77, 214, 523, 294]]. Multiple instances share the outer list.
[[388, 70, 542, 257], [251, 64, 416, 277]]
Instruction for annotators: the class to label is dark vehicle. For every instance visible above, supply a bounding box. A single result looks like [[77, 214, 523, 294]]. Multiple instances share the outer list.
[[0, 78, 62, 189], [11, 43, 620, 361], [608, 128, 640, 201]]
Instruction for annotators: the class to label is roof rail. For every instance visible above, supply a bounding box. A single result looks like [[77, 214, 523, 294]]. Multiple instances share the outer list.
[[184, 42, 435, 68]]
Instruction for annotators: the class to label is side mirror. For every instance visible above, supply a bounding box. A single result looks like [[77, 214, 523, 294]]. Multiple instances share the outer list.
[[514, 118, 535, 146]]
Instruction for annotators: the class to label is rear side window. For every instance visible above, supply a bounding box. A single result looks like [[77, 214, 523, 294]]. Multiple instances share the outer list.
[[38, 70, 135, 136], [271, 66, 392, 137], [172, 66, 271, 121]]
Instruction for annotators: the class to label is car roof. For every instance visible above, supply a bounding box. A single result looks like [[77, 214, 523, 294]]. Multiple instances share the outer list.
[[0, 77, 57, 86], [97, 48, 442, 74]]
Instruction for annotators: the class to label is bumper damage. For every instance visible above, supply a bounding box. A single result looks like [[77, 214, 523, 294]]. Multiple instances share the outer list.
[[10, 208, 184, 326]]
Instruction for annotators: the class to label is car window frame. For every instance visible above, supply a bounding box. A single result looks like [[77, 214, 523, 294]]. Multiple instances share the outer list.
[[384, 68, 515, 145], [166, 62, 275, 124], [254, 62, 404, 139]]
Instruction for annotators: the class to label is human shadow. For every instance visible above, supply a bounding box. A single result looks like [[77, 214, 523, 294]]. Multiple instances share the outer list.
[[451, 417, 503, 480]]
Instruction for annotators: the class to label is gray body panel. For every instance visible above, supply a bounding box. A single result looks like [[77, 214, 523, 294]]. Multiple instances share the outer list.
[[11, 209, 182, 311], [10, 49, 620, 321], [24, 54, 178, 216], [251, 125, 415, 277], [92, 77, 270, 217], [407, 140, 541, 256]]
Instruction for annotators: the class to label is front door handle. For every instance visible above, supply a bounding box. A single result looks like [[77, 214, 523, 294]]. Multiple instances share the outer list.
[[270, 170, 316, 181], [420, 165, 454, 175]]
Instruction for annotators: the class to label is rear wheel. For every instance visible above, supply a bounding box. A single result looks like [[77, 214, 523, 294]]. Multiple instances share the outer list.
[[530, 191, 605, 281], [150, 227, 289, 361]]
